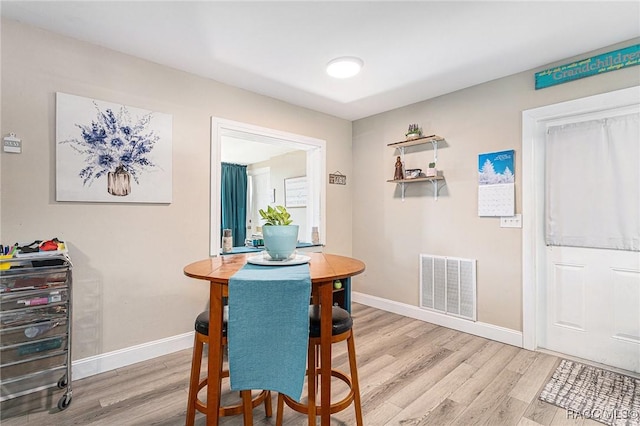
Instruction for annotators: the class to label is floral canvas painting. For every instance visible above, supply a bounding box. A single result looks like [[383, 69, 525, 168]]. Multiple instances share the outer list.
[[56, 92, 172, 203]]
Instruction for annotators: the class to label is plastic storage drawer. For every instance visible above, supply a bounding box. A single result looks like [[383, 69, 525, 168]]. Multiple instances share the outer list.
[[0, 288, 69, 311], [0, 268, 69, 293], [0, 319, 68, 346], [1, 336, 68, 364], [1, 365, 67, 401], [0, 305, 67, 329], [1, 352, 67, 380]]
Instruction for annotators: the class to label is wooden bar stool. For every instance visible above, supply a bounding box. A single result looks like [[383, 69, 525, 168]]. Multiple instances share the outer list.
[[186, 309, 272, 425], [275, 306, 363, 425]]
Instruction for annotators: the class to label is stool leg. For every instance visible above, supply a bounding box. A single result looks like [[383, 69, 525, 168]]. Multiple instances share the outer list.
[[264, 390, 273, 418], [186, 334, 203, 426], [315, 344, 320, 396], [307, 340, 317, 425], [347, 332, 363, 426], [276, 393, 285, 426], [219, 342, 226, 414], [242, 390, 253, 425]]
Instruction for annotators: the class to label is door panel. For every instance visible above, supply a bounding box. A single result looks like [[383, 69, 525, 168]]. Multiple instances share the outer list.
[[612, 269, 640, 343], [542, 245, 640, 372], [551, 262, 585, 330]]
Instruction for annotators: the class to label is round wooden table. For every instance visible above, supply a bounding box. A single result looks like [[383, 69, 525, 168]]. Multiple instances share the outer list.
[[184, 252, 365, 425]]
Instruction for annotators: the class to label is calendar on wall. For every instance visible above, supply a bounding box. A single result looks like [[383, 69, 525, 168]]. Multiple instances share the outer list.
[[477, 150, 515, 217]]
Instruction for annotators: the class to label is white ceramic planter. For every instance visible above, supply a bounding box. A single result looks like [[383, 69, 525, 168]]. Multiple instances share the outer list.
[[405, 132, 422, 141]]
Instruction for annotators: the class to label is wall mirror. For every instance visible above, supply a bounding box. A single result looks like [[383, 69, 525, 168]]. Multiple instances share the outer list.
[[210, 117, 326, 256]]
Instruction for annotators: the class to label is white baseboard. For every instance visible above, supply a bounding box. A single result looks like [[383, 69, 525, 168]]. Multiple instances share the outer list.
[[72, 293, 523, 380], [352, 291, 523, 348], [72, 331, 195, 380]]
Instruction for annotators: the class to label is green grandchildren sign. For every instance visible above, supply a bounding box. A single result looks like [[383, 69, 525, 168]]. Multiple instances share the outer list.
[[535, 44, 639, 90]]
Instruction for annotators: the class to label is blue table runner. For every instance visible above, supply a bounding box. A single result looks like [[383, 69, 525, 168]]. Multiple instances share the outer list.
[[228, 263, 311, 401]]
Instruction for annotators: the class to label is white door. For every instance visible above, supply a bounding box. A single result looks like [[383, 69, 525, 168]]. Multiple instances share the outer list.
[[538, 107, 640, 373], [248, 167, 270, 235], [541, 246, 640, 372]]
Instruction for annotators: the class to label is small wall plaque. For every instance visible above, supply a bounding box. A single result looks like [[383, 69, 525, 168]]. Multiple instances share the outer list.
[[3, 133, 22, 153], [329, 172, 346, 185]]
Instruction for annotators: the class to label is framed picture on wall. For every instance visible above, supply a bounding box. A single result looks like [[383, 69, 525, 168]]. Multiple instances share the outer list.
[[56, 92, 173, 203], [284, 176, 307, 208]]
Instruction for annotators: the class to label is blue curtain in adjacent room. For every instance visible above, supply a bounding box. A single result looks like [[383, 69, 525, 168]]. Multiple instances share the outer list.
[[221, 162, 247, 247]]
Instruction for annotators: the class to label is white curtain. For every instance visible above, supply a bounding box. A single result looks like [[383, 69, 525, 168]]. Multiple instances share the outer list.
[[545, 112, 640, 251]]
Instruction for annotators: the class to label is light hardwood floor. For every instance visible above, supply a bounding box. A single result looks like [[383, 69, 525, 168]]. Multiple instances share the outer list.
[[1, 303, 600, 425]]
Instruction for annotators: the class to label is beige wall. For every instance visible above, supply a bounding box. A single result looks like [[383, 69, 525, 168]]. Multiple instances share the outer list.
[[0, 19, 352, 359], [351, 39, 640, 332], [249, 150, 308, 240]]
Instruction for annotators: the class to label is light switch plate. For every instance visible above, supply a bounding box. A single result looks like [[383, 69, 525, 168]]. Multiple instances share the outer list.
[[500, 214, 522, 228]]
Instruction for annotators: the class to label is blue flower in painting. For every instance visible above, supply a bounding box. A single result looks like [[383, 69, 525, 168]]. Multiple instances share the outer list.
[[61, 102, 160, 186], [98, 154, 115, 168], [82, 123, 107, 144], [119, 152, 132, 164], [110, 137, 124, 148]]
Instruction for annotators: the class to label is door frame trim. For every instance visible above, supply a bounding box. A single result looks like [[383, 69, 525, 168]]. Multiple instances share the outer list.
[[210, 117, 326, 256], [521, 86, 640, 350]]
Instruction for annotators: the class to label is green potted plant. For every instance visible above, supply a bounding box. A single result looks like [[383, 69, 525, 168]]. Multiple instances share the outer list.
[[405, 123, 423, 140], [258, 205, 299, 260]]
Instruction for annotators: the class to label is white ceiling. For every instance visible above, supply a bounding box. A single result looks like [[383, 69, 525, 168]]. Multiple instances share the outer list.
[[1, 1, 639, 121]]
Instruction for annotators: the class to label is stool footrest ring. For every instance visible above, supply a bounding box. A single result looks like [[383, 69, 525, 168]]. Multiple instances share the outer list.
[[280, 368, 355, 415], [194, 375, 271, 417]]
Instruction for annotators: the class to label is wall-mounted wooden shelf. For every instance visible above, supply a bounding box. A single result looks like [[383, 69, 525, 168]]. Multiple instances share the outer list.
[[387, 176, 444, 184], [388, 135, 446, 200], [387, 135, 445, 148]]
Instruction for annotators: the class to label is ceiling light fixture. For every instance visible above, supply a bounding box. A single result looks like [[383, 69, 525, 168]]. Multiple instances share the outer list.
[[326, 57, 363, 79]]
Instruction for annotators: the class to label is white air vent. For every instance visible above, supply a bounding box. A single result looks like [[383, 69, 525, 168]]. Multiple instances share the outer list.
[[420, 254, 477, 321]]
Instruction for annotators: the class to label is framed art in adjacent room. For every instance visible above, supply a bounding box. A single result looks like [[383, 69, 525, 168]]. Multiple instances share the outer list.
[[284, 176, 307, 208]]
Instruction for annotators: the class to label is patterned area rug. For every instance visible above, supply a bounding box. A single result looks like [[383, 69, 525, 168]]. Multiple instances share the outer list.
[[539, 359, 640, 426]]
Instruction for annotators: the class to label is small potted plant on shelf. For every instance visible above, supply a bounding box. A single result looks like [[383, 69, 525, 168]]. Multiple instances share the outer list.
[[405, 124, 423, 140], [258, 205, 298, 260], [426, 162, 437, 177]]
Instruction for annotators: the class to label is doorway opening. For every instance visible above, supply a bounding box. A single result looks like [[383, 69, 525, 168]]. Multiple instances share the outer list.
[[210, 117, 326, 256]]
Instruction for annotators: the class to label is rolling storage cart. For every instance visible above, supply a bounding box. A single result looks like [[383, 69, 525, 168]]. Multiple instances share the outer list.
[[0, 253, 73, 410]]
